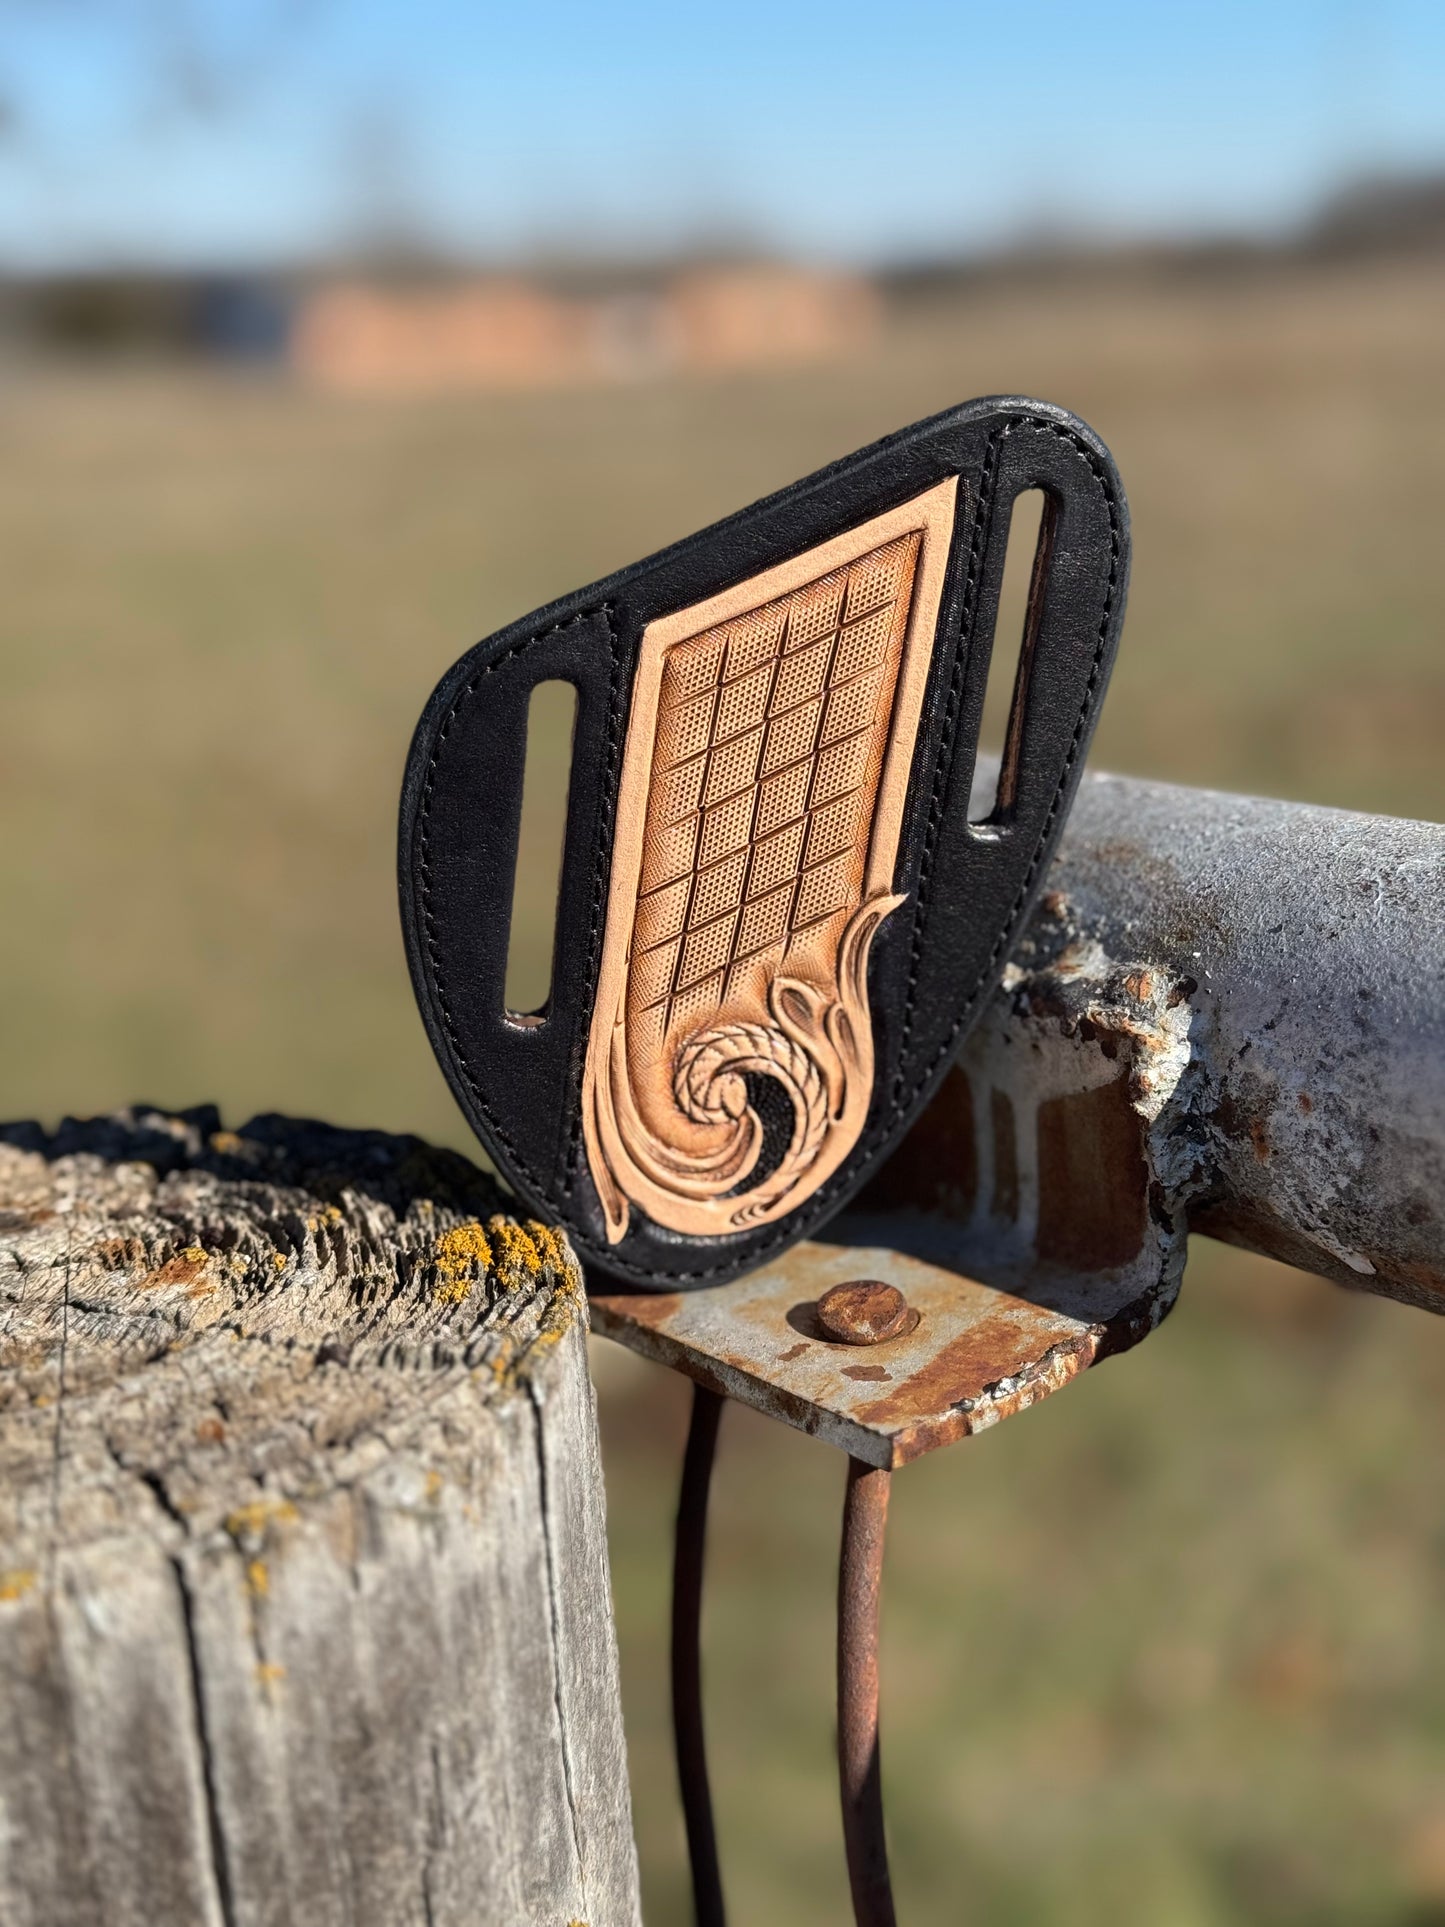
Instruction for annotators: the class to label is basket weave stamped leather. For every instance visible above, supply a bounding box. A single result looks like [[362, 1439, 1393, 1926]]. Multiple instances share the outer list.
[[399, 398, 1130, 1290]]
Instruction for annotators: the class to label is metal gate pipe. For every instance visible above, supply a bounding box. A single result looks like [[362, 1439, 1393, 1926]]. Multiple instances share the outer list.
[[942, 763, 1445, 1313]]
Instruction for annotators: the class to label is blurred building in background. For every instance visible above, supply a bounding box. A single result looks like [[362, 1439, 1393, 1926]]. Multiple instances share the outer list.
[[2, 171, 1442, 396], [288, 262, 879, 392]]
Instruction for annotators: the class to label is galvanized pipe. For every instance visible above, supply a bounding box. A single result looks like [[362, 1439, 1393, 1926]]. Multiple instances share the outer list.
[[969, 763, 1445, 1311], [837, 1458, 896, 1927]]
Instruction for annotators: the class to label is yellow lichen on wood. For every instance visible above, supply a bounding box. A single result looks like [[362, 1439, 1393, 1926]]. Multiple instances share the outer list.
[[523, 1219, 572, 1273], [225, 1498, 298, 1545], [432, 1220, 493, 1301], [486, 1214, 552, 1289], [430, 1212, 572, 1302]]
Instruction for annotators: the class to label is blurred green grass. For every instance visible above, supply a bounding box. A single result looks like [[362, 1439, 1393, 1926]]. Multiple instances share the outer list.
[[2, 255, 1443, 1923]]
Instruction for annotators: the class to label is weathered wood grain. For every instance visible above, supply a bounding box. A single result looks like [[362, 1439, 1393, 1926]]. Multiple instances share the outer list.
[[0, 1106, 640, 1927]]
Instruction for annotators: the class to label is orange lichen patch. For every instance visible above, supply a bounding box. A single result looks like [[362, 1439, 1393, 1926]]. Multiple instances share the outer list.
[[225, 1498, 298, 1545], [432, 1220, 493, 1301], [522, 1219, 572, 1275], [271, 1251, 287, 1270], [255, 1662, 286, 1692], [209, 1130, 244, 1154], [0, 1568, 37, 1603], [246, 1559, 269, 1599], [486, 1215, 550, 1287]]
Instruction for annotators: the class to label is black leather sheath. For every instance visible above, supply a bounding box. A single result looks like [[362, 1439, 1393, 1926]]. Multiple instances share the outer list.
[[399, 397, 1130, 1289]]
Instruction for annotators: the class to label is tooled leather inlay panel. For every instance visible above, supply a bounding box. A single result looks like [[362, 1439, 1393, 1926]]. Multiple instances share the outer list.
[[583, 481, 955, 1241]]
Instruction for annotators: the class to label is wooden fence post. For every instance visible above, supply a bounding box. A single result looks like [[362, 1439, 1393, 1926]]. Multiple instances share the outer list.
[[0, 1106, 641, 1927]]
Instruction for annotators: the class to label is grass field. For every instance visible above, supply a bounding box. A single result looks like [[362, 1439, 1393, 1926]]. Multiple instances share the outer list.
[[3, 255, 1443, 1922]]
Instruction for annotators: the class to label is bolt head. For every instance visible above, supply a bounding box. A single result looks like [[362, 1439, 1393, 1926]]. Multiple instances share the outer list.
[[816, 1279, 911, 1346]]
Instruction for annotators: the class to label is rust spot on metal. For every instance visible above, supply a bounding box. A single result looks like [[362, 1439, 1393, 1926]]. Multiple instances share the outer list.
[[842, 1364, 891, 1382], [1214, 1087, 1274, 1165], [989, 1086, 1018, 1222], [1036, 1075, 1147, 1271], [853, 1064, 976, 1220], [817, 1280, 910, 1345], [853, 1310, 1054, 1426]]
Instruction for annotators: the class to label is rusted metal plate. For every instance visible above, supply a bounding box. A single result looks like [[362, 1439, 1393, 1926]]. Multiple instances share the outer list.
[[590, 1227, 1156, 1468]]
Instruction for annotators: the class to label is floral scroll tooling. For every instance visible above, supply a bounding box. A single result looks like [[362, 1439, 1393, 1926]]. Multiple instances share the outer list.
[[591, 892, 902, 1239], [580, 480, 957, 1245]]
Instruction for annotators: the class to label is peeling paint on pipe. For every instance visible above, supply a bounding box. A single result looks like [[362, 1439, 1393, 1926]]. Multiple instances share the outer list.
[[956, 762, 1445, 1313]]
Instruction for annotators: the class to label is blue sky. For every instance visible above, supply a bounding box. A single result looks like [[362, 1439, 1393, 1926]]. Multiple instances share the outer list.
[[1, 0, 1443, 268]]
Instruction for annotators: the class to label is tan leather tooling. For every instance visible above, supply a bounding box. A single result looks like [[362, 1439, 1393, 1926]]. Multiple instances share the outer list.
[[582, 477, 957, 1241]]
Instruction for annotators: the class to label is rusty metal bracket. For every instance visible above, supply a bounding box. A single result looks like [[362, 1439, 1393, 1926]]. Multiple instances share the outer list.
[[592, 1230, 1155, 1467]]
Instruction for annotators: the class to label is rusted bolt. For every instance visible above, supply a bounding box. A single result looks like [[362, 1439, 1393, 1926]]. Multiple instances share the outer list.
[[816, 1279, 911, 1346]]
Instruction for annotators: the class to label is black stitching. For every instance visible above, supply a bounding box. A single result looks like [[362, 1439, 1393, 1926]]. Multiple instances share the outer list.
[[417, 605, 618, 1198], [893, 424, 1003, 1104], [885, 418, 1123, 1113], [417, 414, 1122, 1284], [561, 611, 626, 1200]]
